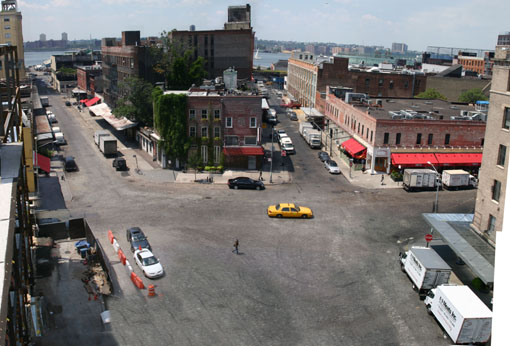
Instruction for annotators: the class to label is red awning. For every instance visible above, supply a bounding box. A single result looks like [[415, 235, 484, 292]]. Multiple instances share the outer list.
[[341, 138, 366, 158], [223, 146, 265, 156], [36, 153, 51, 173], [435, 153, 482, 167], [391, 153, 439, 166], [79, 99, 87, 103], [85, 97, 100, 107]]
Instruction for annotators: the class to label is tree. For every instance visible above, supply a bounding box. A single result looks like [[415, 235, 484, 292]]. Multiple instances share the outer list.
[[187, 151, 202, 181], [458, 88, 488, 104], [113, 77, 155, 127], [152, 31, 207, 90], [153, 92, 189, 168], [415, 88, 447, 101]]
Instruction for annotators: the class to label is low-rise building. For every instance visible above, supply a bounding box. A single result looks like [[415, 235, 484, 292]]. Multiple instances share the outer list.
[[77, 64, 103, 97], [50, 50, 101, 92], [287, 52, 427, 108], [324, 86, 486, 174]]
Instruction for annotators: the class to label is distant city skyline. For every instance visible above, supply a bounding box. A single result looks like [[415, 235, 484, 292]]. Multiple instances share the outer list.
[[19, 0, 508, 51]]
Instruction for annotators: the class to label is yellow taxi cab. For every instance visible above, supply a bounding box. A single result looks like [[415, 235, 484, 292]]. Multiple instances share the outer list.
[[267, 203, 313, 219]]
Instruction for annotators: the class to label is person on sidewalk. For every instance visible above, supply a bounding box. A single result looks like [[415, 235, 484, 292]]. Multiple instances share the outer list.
[[380, 175, 385, 185], [259, 171, 263, 181], [232, 239, 239, 254]]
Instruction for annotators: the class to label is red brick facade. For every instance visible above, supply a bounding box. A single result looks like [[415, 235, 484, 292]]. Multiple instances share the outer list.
[[77, 66, 102, 96]]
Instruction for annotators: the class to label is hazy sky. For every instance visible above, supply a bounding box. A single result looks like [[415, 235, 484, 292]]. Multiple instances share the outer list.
[[19, 0, 508, 51]]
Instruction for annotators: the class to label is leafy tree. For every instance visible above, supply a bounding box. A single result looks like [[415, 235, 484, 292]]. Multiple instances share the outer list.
[[415, 88, 447, 101], [152, 31, 207, 90], [114, 77, 155, 127], [187, 151, 202, 181], [153, 92, 189, 168], [458, 88, 488, 103]]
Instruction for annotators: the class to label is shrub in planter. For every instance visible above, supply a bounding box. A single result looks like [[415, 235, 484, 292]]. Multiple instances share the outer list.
[[391, 171, 403, 181], [215, 165, 223, 172], [204, 166, 214, 171]]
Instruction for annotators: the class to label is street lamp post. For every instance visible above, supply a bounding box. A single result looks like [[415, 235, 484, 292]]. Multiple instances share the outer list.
[[427, 161, 440, 214], [270, 125, 274, 183]]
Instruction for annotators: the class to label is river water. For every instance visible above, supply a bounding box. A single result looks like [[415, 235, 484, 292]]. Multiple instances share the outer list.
[[253, 52, 291, 68]]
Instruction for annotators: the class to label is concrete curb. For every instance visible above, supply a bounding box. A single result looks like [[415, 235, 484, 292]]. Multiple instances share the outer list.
[[108, 230, 146, 290]]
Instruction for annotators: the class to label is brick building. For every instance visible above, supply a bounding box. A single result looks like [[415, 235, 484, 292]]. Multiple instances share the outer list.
[[50, 50, 101, 92], [102, 31, 162, 106], [324, 86, 486, 174], [472, 45, 510, 243], [168, 5, 254, 80], [187, 90, 263, 170], [455, 55, 485, 75], [287, 52, 427, 108], [76, 64, 103, 96]]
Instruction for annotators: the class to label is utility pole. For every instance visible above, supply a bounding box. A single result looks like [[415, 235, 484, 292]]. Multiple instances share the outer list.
[[270, 124, 274, 183]]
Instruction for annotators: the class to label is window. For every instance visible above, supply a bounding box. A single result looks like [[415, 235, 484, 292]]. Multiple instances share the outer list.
[[201, 109, 208, 120], [497, 145, 507, 167], [389, 80, 394, 89], [378, 79, 383, 87], [249, 117, 257, 128], [361, 125, 364, 136], [189, 109, 196, 120], [427, 133, 433, 145], [225, 136, 238, 146], [503, 108, 510, 129], [383, 133, 389, 145], [416, 133, 422, 145], [365, 78, 370, 87], [4, 25, 10, 30], [201, 126, 208, 138], [488, 215, 496, 234], [4, 33, 10, 39], [245, 136, 257, 145], [445, 134, 450, 145], [214, 109, 220, 120], [214, 126, 220, 138], [226, 117, 233, 128], [201, 145, 208, 164], [404, 81, 409, 89], [396, 133, 401, 145], [214, 146, 221, 164], [370, 131, 373, 142], [189, 126, 196, 137], [492, 180, 501, 202], [3, 17, 9, 22]]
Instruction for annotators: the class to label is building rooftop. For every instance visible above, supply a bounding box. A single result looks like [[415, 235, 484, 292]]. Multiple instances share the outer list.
[[329, 90, 483, 121]]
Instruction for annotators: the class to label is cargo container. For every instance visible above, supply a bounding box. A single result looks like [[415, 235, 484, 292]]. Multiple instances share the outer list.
[[424, 285, 492, 344], [442, 170, 477, 190], [403, 169, 438, 191], [94, 130, 110, 146], [299, 122, 314, 137], [305, 129, 321, 149], [99, 136, 117, 156]]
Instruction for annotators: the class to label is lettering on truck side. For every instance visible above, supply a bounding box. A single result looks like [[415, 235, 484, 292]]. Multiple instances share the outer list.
[[406, 252, 424, 285], [435, 296, 457, 332]]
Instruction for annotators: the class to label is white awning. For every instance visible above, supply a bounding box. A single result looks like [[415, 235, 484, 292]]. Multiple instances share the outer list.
[[102, 113, 137, 131], [72, 88, 87, 94], [261, 98, 269, 110], [88, 103, 111, 117]]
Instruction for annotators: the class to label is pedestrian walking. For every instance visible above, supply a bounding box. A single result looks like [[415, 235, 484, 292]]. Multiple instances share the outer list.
[[259, 171, 263, 181], [232, 239, 239, 254], [380, 175, 385, 185]]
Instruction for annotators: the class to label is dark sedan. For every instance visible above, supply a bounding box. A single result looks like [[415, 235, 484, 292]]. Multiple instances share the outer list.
[[126, 227, 151, 252], [228, 177, 265, 190], [318, 151, 330, 162]]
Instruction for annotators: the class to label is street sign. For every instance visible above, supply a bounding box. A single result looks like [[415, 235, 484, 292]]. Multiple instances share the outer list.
[[425, 234, 433, 242], [281, 150, 286, 157]]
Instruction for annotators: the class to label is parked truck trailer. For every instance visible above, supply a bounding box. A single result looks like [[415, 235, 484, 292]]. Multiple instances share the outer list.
[[442, 170, 477, 190], [424, 285, 492, 345], [305, 129, 322, 149], [299, 122, 314, 137], [403, 169, 438, 192], [94, 130, 110, 146], [99, 136, 117, 156], [399, 246, 452, 298]]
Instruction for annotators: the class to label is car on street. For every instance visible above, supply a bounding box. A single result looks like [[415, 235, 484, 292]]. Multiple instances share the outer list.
[[281, 141, 295, 154], [278, 134, 290, 145], [65, 101, 71, 106], [64, 156, 78, 172], [267, 203, 313, 219], [112, 157, 128, 171], [126, 227, 151, 252], [324, 160, 340, 174], [318, 151, 330, 162], [228, 177, 265, 190], [47, 112, 57, 123], [274, 129, 286, 140], [133, 248, 164, 279], [289, 112, 298, 121]]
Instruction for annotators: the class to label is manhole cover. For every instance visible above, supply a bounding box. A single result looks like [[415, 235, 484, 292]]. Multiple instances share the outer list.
[[65, 251, 71, 254], [204, 196, 212, 199]]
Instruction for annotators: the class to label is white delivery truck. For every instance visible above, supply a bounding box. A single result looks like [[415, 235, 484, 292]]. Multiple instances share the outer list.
[[424, 285, 492, 345], [442, 170, 477, 190], [267, 108, 277, 124], [54, 132, 66, 145], [94, 130, 110, 146], [99, 136, 117, 156], [403, 169, 438, 192], [40, 96, 49, 107], [399, 246, 452, 297], [305, 129, 322, 149], [299, 122, 314, 137]]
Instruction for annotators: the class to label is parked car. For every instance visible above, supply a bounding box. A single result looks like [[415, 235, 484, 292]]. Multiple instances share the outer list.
[[47, 113, 57, 123], [267, 203, 313, 219], [324, 160, 340, 174], [281, 142, 295, 154], [112, 157, 128, 171], [228, 177, 265, 190], [278, 134, 290, 145], [274, 129, 286, 140], [318, 151, 330, 162], [289, 112, 298, 121], [133, 248, 164, 279], [64, 156, 77, 172], [65, 101, 71, 106], [126, 227, 151, 252]]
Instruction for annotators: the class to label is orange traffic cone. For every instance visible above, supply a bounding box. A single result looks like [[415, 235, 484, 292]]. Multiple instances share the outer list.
[[148, 285, 155, 297]]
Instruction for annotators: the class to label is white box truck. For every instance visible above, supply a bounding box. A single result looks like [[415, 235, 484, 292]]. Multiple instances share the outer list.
[[403, 169, 438, 192], [442, 170, 477, 190], [94, 130, 110, 146], [299, 122, 314, 137], [399, 246, 451, 297], [424, 285, 492, 344], [305, 129, 322, 149], [40, 96, 49, 107], [99, 136, 117, 156]]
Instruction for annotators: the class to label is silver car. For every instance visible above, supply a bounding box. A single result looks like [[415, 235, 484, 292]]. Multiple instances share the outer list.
[[325, 160, 340, 174]]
